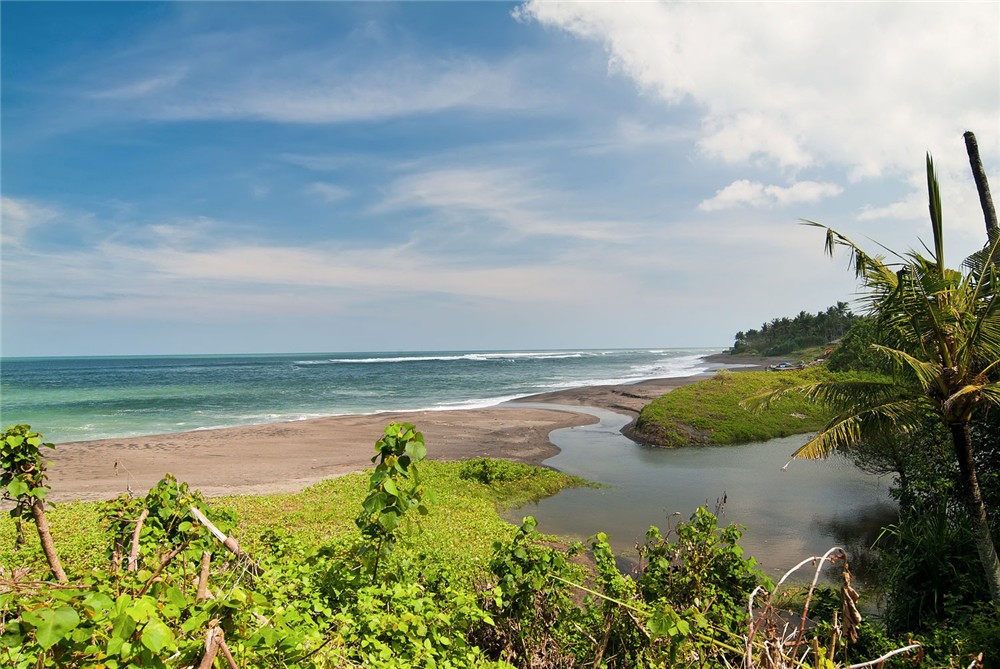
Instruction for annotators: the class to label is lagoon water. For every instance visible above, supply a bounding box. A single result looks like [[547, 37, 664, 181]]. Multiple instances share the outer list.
[[507, 404, 895, 579]]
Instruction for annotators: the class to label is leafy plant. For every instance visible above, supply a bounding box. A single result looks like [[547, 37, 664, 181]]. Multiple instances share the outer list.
[[1, 425, 66, 582], [355, 422, 431, 579], [638, 506, 767, 639], [474, 516, 591, 667]]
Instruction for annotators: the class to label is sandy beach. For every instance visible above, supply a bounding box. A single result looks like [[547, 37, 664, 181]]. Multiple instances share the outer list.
[[44, 354, 770, 503]]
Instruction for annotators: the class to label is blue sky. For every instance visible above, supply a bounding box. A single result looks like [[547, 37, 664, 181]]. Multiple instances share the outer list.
[[2, 1, 998, 357]]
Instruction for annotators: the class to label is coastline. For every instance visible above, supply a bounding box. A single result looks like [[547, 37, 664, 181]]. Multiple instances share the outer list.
[[43, 353, 771, 503]]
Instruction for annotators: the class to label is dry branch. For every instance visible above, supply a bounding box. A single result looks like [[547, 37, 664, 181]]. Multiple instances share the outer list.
[[196, 550, 212, 602], [189, 506, 262, 575], [128, 508, 149, 572]]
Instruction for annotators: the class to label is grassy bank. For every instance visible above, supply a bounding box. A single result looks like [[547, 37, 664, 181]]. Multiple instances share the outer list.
[[629, 367, 847, 447], [0, 459, 586, 580]]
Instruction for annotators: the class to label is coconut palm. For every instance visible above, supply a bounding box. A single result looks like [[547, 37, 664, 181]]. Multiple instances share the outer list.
[[750, 154, 1000, 603]]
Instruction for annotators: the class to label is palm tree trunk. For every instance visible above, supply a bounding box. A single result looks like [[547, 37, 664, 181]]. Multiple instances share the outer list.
[[963, 131, 999, 242], [30, 500, 67, 583], [950, 422, 1000, 603]]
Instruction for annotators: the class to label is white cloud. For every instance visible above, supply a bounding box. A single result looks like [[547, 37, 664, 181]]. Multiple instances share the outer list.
[[2, 226, 628, 324], [280, 153, 359, 172], [699, 180, 842, 211], [856, 196, 924, 222], [516, 1, 999, 176], [304, 182, 350, 203]]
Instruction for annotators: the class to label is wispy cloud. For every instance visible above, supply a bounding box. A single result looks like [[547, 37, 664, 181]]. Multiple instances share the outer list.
[[2, 210, 628, 325], [0, 197, 58, 248], [91, 67, 189, 100], [383, 166, 636, 242], [304, 182, 351, 203]]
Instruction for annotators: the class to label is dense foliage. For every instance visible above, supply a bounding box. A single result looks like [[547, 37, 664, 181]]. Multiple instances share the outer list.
[[731, 302, 856, 356]]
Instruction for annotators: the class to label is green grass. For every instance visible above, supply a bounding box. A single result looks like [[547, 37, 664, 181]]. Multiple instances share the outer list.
[[631, 368, 845, 448], [0, 460, 587, 583]]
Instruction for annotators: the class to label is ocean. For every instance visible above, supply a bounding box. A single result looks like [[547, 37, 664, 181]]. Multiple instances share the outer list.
[[0, 348, 721, 444]]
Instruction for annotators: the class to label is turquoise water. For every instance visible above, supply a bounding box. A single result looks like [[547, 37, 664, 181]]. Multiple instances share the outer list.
[[0, 349, 720, 443]]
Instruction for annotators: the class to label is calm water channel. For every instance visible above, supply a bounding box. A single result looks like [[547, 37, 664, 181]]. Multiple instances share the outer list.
[[505, 403, 897, 580]]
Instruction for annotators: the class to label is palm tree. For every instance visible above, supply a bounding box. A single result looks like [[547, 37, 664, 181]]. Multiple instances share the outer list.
[[749, 154, 1000, 603]]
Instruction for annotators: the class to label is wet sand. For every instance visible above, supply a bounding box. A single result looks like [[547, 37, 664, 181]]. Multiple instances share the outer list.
[[45, 354, 771, 503]]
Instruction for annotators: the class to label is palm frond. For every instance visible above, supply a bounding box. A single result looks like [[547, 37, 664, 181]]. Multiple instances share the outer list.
[[961, 286, 1000, 373], [944, 383, 992, 415], [979, 383, 1000, 408], [793, 416, 862, 459], [799, 221, 899, 285], [962, 234, 1000, 280], [927, 153, 945, 274], [792, 398, 928, 459], [741, 378, 901, 415], [869, 345, 943, 392]]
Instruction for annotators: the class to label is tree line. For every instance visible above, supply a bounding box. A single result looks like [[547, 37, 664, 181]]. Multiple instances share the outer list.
[[730, 302, 856, 356]]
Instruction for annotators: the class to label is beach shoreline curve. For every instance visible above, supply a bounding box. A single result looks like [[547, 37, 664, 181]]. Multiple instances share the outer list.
[[42, 353, 768, 502]]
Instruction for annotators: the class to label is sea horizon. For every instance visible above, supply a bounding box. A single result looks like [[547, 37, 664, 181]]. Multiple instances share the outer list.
[[1, 347, 726, 444]]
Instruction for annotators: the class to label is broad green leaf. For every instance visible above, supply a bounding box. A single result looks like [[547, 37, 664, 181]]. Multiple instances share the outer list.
[[34, 606, 80, 650], [405, 440, 427, 462], [6, 479, 28, 498], [112, 612, 137, 640], [82, 591, 114, 615], [382, 478, 398, 496], [140, 617, 173, 654]]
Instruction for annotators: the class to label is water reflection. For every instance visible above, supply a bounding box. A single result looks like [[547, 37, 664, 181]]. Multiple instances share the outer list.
[[505, 403, 897, 579]]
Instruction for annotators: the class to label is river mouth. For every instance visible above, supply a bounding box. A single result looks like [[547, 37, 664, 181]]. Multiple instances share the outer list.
[[504, 402, 897, 583]]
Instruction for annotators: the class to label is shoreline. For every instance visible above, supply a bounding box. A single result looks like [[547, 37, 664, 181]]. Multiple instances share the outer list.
[[43, 353, 772, 503]]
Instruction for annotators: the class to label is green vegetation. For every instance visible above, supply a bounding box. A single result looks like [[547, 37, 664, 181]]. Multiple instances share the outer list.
[[630, 368, 851, 448], [3, 423, 941, 668], [740, 150, 1000, 659], [731, 302, 856, 356], [749, 155, 1000, 604]]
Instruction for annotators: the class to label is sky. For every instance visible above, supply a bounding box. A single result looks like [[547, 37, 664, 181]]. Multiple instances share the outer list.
[[2, 1, 998, 357]]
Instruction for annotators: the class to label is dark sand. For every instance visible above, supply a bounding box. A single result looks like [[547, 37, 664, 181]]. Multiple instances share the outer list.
[[44, 354, 773, 502]]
